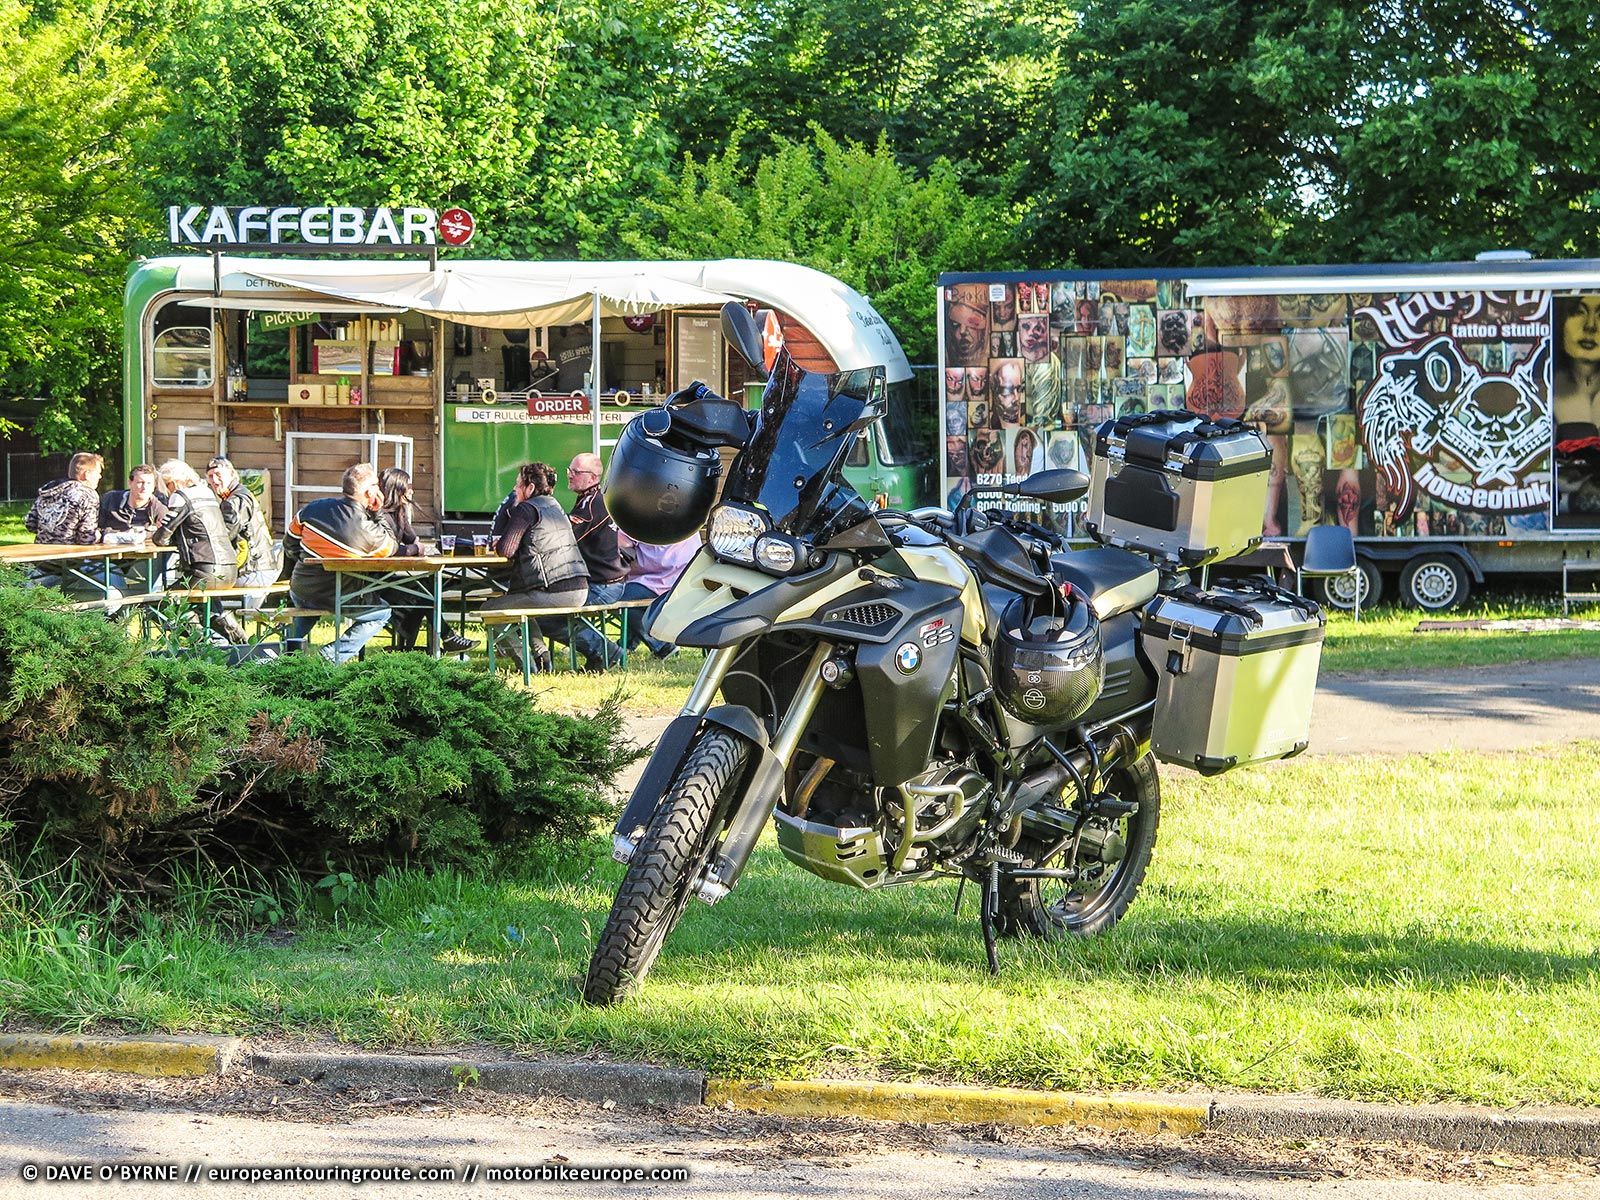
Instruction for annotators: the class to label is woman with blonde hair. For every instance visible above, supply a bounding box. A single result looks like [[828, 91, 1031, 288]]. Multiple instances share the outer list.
[[205, 457, 278, 609], [153, 459, 244, 641]]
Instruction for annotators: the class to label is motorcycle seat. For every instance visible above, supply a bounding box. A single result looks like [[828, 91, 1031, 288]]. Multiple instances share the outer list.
[[1050, 547, 1161, 620]]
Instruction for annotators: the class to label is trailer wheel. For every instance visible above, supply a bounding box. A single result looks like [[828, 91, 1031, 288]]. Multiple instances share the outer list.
[[1400, 555, 1470, 612], [1313, 558, 1380, 612]]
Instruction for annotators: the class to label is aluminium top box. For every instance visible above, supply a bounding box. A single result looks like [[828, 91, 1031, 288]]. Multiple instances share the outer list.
[[1086, 410, 1271, 566]]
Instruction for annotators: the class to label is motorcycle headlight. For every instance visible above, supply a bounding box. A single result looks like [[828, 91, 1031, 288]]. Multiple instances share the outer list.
[[753, 533, 800, 574], [708, 504, 767, 564]]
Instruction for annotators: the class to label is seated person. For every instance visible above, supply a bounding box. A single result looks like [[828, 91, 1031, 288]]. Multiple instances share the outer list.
[[618, 532, 700, 658], [24, 451, 121, 608], [205, 457, 278, 608], [153, 460, 244, 641], [282, 462, 397, 663], [98, 463, 168, 592], [377, 466, 472, 654], [482, 462, 589, 673], [99, 463, 168, 539], [27, 451, 103, 546]]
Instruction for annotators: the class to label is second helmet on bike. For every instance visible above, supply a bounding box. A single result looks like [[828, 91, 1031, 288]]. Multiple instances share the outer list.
[[992, 587, 1104, 724]]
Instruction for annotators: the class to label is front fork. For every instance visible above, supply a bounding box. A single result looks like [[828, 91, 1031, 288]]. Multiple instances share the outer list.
[[612, 641, 834, 906], [611, 649, 838, 896]]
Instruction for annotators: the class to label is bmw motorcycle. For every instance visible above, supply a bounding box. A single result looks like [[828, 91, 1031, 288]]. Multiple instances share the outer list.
[[584, 304, 1287, 1005]]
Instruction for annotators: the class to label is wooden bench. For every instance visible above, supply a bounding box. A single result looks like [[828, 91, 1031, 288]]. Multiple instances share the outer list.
[[480, 599, 655, 683], [68, 583, 292, 619]]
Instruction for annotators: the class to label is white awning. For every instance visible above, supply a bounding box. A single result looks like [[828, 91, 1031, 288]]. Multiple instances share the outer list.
[[234, 265, 736, 328], [147, 255, 914, 380], [177, 295, 404, 314]]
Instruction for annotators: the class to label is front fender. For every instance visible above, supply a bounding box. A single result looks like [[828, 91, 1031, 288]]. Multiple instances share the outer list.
[[611, 703, 782, 849]]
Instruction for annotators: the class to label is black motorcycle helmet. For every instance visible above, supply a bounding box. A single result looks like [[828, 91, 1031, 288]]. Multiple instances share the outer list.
[[992, 586, 1104, 724], [604, 408, 723, 543]]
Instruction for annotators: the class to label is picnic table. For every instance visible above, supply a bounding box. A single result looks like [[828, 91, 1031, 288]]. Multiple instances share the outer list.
[[0, 542, 174, 605], [320, 553, 509, 660]]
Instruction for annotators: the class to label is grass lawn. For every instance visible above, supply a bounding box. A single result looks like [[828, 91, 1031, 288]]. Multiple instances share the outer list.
[[4, 744, 1597, 1106], [1321, 602, 1600, 674], [528, 596, 1600, 718], [0, 500, 31, 544]]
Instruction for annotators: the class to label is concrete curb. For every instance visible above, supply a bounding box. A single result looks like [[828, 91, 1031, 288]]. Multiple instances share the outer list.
[[707, 1079, 1206, 1136], [250, 1050, 704, 1110], [0, 1033, 239, 1078], [4, 1034, 1598, 1157]]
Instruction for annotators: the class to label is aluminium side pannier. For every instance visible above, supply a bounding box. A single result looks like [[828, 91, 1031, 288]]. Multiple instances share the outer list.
[[1139, 581, 1324, 775]]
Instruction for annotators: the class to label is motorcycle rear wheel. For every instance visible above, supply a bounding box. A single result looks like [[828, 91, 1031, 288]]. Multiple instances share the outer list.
[[997, 752, 1160, 939], [583, 727, 750, 1005]]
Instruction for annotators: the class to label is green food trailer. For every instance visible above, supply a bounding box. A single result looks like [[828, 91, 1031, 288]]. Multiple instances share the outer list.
[[123, 257, 931, 531]]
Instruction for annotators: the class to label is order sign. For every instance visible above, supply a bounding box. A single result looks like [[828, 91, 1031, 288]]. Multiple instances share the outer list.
[[527, 393, 591, 418]]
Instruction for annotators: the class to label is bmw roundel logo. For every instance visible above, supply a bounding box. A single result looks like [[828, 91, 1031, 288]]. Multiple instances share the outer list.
[[895, 642, 921, 674]]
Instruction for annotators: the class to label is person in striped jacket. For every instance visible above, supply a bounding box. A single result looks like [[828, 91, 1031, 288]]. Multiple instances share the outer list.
[[282, 462, 396, 662]]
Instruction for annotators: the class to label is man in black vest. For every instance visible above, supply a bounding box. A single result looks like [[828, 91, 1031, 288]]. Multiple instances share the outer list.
[[564, 452, 627, 670]]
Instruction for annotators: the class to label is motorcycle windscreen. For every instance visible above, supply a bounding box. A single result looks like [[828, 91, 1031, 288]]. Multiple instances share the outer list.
[[723, 349, 884, 543]]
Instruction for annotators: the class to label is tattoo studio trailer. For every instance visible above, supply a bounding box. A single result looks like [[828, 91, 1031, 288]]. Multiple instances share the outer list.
[[124, 246, 928, 535], [938, 258, 1600, 610]]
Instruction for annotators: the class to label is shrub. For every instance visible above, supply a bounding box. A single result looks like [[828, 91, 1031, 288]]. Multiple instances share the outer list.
[[0, 582, 257, 848], [0, 583, 638, 891], [231, 651, 637, 866]]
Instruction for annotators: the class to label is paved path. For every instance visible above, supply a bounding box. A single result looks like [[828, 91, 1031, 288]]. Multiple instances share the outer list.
[[1312, 658, 1600, 755], [1, 1096, 1595, 1199], [613, 659, 1600, 781]]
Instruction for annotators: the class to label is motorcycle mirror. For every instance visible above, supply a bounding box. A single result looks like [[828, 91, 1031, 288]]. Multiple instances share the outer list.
[[721, 302, 766, 371], [998, 468, 1090, 505]]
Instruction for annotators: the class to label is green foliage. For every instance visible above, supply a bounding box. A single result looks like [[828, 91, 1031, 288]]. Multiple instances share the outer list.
[[0, 0, 163, 451], [622, 127, 1016, 361], [0, 583, 636, 891], [147, 0, 696, 258], [236, 651, 636, 864], [0, 578, 254, 844], [1029, 1, 1600, 266]]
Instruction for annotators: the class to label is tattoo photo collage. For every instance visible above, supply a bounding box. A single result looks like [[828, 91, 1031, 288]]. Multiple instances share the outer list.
[[944, 278, 1570, 536]]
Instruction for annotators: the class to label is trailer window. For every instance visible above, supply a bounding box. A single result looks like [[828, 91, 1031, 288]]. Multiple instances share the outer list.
[[880, 378, 933, 465], [151, 303, 213, 387]]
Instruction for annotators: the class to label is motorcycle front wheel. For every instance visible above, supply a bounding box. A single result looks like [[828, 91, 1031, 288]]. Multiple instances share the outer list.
[[583, 727, 750, 1005], [997, 751, 1160, 939]]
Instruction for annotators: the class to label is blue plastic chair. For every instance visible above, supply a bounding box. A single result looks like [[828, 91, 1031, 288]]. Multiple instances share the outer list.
[[1298, 525, 1361, 621]]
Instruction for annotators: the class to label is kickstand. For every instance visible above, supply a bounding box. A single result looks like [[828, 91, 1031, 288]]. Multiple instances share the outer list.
[[979, 860, 1000, 975], [952, 876, 966, 916]]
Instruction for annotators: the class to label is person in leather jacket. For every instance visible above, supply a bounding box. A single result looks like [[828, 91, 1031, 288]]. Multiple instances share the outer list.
[[483, 462, 589, 672], [153, 461, 237, 589], [282, 462, 396, 662]]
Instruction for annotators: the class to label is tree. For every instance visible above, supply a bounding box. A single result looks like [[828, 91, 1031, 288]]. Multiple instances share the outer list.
[[0, 0, 163, 452], [620, 126, 1016, 362], [1331, 0, 1600, 261], [665, 0, 1066, 190], [147, 0, 700, 259], [1026, 0, 1600, 268], [1023, 0, 1363, 267]]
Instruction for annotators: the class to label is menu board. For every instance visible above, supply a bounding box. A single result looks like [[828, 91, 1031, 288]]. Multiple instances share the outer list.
[[672, 313, 724, 395]]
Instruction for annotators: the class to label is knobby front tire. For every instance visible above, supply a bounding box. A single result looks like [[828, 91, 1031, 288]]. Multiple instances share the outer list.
[[583, 727, 750, 1005]]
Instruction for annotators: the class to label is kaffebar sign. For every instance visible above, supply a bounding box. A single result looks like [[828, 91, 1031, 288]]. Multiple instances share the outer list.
[[167, 204, 476, 250]]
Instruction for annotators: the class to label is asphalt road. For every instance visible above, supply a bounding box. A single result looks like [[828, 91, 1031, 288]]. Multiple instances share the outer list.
[[615, 658, 1600, 779], [1, 1094, 1597, 1200]]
